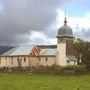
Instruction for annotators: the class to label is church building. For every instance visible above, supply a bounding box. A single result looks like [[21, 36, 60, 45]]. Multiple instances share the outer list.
[[0, 17, 78, 68]]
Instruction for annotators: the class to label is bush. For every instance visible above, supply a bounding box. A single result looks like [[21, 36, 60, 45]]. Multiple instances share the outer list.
[[74, 65, 87, 74], [35, 65, 63, 74], [62, 65, 87, 75], [36, 65, 87, 75], [0, 65, 87, 75]]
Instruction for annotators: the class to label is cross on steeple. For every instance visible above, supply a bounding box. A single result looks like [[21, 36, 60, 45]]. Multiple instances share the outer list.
[[64, 9, 67, 25]]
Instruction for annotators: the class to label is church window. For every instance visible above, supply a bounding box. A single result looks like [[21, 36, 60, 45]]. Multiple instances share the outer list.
[[67, 60, 70, 63], [24, 57, 26, 62], [11, 57, 13, 65], [11, 57, 13, 60], [46, 57, 48, 62], [17, 57, 19, 62]]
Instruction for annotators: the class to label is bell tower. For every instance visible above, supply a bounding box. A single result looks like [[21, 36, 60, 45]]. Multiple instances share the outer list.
[[56, 15, 75, 66]]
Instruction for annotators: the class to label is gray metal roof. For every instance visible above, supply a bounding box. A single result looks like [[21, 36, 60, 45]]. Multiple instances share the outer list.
[[1, 45, 34, 56], [57, 24, 74, 38], [40, 49, 57, 56], [66, 55, 78, 61]]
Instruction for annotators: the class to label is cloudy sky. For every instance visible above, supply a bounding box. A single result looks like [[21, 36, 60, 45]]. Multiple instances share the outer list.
[[0, 0, 90, 45]]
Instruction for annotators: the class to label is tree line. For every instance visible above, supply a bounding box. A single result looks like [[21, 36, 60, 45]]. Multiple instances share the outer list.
[[74, 38, 90, 66]]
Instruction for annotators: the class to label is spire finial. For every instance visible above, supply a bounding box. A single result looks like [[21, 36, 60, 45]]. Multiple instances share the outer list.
[[64, 9, 67, 25]]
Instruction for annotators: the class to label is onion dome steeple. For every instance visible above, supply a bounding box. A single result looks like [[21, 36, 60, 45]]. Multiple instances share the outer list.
[[57, 13, 74, 38]]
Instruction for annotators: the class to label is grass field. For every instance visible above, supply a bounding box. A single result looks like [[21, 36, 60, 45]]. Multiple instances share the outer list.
[[0, 73, 90, 90]]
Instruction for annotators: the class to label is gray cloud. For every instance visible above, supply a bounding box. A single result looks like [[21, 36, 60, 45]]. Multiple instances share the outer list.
[[0, 0, 71, 45], [74, 28, 90, 41]]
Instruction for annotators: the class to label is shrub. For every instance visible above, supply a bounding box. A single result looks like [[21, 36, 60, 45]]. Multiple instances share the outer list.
[[62, 65, 87, 75], [34, 65, 87, 75]]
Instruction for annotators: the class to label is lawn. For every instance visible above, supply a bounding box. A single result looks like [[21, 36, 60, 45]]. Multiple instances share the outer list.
[[0, 73, 90, 90]]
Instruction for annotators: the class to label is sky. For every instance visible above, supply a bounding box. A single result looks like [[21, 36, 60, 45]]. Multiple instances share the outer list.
[[0, 0, 90, 45]]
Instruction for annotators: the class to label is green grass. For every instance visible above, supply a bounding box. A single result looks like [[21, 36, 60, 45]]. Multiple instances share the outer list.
[[0, 73, 90, 90]]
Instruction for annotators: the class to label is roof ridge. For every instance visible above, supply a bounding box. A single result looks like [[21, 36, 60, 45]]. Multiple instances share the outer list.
[[17, 45, 36, 46]]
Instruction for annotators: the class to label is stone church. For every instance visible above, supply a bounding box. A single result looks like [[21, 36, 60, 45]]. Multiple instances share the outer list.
[[0, 17, 78, 68]]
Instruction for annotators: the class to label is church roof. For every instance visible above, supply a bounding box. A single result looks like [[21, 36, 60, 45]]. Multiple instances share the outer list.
[[39, 49, 57, 56], [1, 45, 34, 56], [57, 18, 74, 38], [0, 46, 14, 55], [66, 55, 78, 61], [1, 45, 57, 56]]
